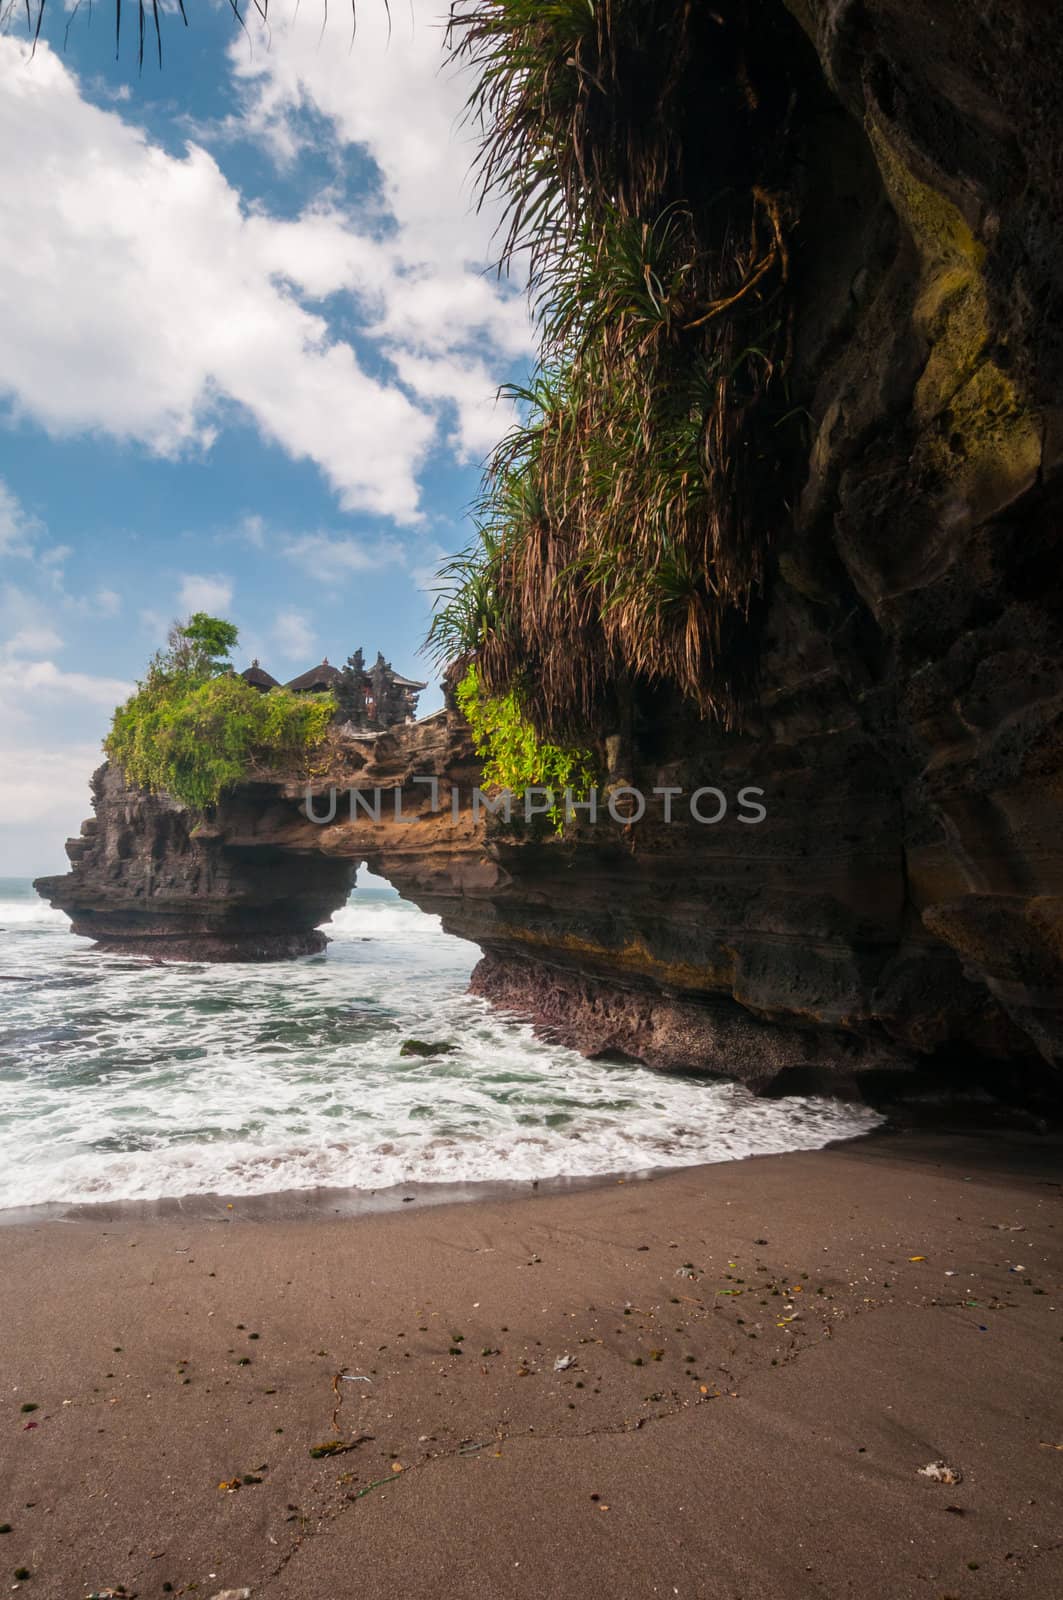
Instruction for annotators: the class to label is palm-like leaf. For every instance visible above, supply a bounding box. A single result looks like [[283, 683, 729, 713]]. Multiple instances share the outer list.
[[436, 0, 804, 740]]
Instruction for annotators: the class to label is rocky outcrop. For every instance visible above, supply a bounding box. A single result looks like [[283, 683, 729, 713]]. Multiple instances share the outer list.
[[34, 764, 357, 961], [36, 0, 1063, 1099]]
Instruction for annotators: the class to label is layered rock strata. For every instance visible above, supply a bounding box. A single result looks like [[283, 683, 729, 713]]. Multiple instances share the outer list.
[[37, 0, 1063, 1096]]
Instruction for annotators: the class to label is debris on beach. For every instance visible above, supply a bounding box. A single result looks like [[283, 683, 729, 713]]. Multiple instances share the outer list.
[[553, 1355, 576, 1372], [918, 1460, 963, 1485], [209, 1590, 252, 1600], [350, 1475, 402, 1501], [309, 1436, 373, 1459]]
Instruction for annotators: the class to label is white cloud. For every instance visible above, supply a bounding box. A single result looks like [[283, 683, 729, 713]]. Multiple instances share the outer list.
[[0, 742, 103, 828], [0, 39, 436, 522], [231, 7, 532, 460], [177, 573, 234, 615], [0, 568, 129, 871], [0, 24, 530, 523], [0, 488, 123, 619], [0, 479, 42, 557], [4, 623, 64, 657], [0, 480, 66, 578], [235, 513, 266, 549], [389, 350, 511, 461], [282, 533, 406, 581], [15, 658, 133, 706], [0, 589, 130, 731], [92, 588, 122, 618], [272, 608, 316, 661]]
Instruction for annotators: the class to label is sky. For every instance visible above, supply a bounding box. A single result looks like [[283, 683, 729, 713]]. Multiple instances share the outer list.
[[0, 1, 532, 874]]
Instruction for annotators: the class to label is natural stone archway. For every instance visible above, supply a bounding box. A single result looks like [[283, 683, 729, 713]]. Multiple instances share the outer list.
[[34, 0, 1063, 1099], [35, 664, 1062, 1101]]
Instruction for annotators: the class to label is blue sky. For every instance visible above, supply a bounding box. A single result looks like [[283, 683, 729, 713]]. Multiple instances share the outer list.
[[0, 2, 531, 873]]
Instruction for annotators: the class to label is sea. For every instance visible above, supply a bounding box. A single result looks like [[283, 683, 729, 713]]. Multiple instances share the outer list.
[[0, 876, 881, 1212]]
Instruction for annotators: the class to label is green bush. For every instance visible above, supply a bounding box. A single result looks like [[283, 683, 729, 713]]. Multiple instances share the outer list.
[[456, 664, 595, 830], [431, 2, 801, 739], [105, 615, 334, 809]]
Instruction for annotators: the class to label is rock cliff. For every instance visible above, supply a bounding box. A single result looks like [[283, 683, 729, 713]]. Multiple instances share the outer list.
[[36, 0, 1063, 1099]]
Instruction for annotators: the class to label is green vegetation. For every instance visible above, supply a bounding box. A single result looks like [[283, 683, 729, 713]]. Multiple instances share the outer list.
[[105, 614, 334, 810], [430, 0, 803, 741], [456, 664, 595, 829]]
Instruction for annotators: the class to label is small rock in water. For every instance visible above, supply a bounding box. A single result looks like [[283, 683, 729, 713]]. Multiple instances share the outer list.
[[399, 1039, 456, 1059]]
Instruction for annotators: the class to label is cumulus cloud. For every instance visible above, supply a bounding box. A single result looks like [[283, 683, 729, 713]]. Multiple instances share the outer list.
[[389, 351, 513, 461], [4, 624, 64, 657], [272, 608, 316, 661], [0, 20, 529, 524], [231, 7, 532, 452], [15, 659, 133, 706], [0, 39, 435, 521], [177, 573, 235, 616], [0, 579, 130, 724], [0, 743, 104, 827], [0, 591, 131, 803], [281, 533, 406, 581]]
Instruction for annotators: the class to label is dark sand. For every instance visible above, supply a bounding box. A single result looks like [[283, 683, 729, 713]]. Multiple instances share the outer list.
[[1, 1131, 1061, 1599]]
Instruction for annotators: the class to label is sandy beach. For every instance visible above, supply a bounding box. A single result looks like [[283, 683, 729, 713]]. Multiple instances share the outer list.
[[1, 1129, 1061, 1600]]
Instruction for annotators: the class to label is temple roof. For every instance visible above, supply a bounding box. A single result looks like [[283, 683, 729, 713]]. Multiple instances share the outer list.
[[282, 655, 426, 696], [285, 658, 343, 692], [240, 660, 281, 691]]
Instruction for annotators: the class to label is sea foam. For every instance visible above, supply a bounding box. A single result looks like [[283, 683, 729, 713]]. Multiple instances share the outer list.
[[0, 883, 881, 1210]]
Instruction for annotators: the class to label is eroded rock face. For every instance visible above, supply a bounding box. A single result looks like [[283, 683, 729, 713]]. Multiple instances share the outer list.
[[35, 0, 1063, 1096], [34, 764, 358, 962]]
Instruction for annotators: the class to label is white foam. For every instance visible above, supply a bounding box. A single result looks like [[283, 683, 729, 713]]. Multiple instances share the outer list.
[[0, 898, 70, 928], [0, 885, 882, 1210], [320, 898, 445, 941]]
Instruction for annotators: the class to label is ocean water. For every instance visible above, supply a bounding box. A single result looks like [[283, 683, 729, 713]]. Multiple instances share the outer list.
[[0, 877, 881, 1210]]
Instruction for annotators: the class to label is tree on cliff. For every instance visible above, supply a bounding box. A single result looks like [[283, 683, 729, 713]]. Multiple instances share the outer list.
[[105, 614, 334, 809], [164, 614, 239, 679]]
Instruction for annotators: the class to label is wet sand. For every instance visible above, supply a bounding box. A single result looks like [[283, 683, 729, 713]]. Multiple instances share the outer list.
[[1, 1129, 1061, 1599]]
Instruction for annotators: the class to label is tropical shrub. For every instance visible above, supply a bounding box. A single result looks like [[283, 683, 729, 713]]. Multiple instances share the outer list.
[[432, 0, 805, 740], [105, 616, 334, 809], [455, 663, 595, 830]]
